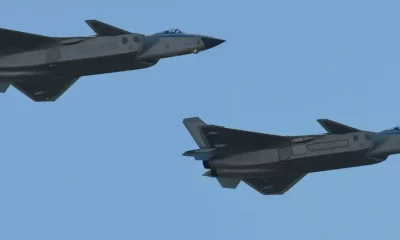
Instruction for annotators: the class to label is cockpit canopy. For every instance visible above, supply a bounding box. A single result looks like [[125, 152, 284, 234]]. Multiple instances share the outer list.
[[154, 29, 185, 35], [382, 126, 400, 132]]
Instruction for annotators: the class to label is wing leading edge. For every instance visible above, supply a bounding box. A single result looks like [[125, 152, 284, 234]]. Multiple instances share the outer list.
[[0, 28, 56, 55], [199, 125, 290, 156], [182, 117, 291, 161]]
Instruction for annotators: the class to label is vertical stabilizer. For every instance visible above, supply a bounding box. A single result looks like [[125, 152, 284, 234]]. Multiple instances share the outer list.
[[183, 117, 210, 148]]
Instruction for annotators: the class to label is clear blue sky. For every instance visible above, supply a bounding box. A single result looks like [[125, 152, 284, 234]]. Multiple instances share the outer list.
[[1, 0, 400, 239]]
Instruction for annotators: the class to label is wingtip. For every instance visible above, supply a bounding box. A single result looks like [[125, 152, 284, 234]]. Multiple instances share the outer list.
[[317, 119, 329, 122], [182, 117, 203, 124], [183, 116, 199, 121], [85, 19, 104, 26]]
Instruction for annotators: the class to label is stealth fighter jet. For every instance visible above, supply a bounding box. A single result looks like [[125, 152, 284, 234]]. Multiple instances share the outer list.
[[0, 20, 225, 102], [183, 117, 399, 195]]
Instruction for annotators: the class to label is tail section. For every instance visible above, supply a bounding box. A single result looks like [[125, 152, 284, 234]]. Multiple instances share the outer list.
[[182, 117, 220, 161], [183, 117, 308, 195], [183, 116, 289, 158], [182, 117, 210, 148], [183, 117, 241, 190]]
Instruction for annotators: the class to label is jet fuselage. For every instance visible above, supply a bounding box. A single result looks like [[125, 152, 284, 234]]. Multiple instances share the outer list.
[[0, 33, 222, 81], [206, 131, 386, 176], [182, 117, 400, 195], [0, 21, 225, 101]]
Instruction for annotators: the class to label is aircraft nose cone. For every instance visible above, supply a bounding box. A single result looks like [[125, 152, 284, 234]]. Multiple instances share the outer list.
[[201, 37, 225, 49]]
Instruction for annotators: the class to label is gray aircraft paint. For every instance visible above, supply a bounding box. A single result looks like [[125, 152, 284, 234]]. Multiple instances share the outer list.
[[182, 117, 399, 195], [0, 20, 224, 101]]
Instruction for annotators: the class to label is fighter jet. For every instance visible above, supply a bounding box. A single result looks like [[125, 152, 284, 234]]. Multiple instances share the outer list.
[[183, 117, 399, 195], [0, 20, 225, 102]]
